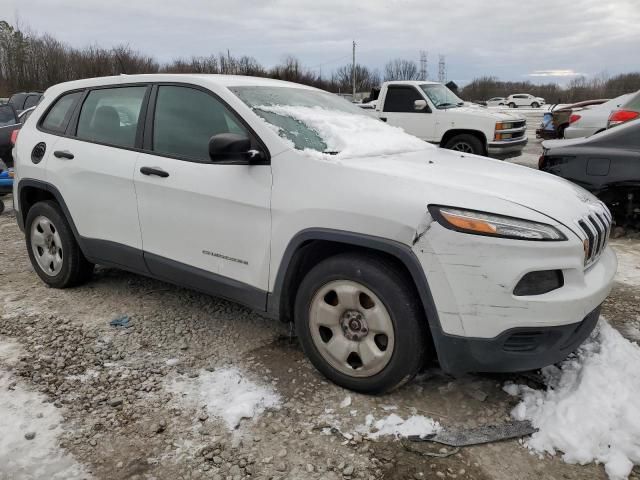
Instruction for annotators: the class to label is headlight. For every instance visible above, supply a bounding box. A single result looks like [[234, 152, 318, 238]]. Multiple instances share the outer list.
[[428, 205, 566, 241]]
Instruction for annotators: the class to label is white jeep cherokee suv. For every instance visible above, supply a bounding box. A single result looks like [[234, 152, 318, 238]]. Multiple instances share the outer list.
[[506, 94, 546, 108], [13, 74, 616, 393]]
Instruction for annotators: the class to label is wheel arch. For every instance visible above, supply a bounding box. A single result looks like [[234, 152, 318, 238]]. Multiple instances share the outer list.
[[440, 129, 488, 155], [268, 228, 443, 349]]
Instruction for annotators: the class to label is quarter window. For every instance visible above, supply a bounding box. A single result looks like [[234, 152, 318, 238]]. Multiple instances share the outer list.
[[76, 86, 147, 148], [383, 87, 424, 113], [41, 91, 83, 133], [152, 85, 248, 161]]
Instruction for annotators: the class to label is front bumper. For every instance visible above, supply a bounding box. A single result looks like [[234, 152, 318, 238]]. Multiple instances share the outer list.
[[487, 138, 528, 158], [435, 305, 600, 374]]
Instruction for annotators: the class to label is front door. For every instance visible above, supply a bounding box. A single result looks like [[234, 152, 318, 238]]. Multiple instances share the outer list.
[[134, 84, 272, 308], [380, 85, 435, 141]]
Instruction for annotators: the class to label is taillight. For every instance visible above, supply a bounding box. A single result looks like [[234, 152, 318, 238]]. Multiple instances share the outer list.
[[538, 155, 546, 169], [10, 129, 19, 145], [569, 114, 581, 124], [608, 109, 640, 128]]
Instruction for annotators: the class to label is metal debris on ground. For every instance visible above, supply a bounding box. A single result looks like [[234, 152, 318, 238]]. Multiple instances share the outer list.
[[408, 420, 537, 447], [110, 315, 132, 328]]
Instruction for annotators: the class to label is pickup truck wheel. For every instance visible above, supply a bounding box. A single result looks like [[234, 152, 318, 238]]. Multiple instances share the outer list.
[[295, 253, 427, 394], [25, 201, 94, 288], [531, 102, 540, 108], [508, 102, 516, 108], [443, 134, 484, 155]]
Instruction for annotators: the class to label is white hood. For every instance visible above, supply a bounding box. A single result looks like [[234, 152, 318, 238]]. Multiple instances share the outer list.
[[339, 149, 602, 229]]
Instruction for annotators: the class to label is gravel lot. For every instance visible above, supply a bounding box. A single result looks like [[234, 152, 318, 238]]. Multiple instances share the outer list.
[[1, 113, 639, 480]]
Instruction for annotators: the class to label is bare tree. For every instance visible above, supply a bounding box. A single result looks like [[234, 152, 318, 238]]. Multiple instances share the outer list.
[[383, 59, 420, 81], [332, 64, 380, 93]]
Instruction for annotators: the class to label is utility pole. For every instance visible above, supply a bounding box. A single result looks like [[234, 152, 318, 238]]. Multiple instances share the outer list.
[[352, 40, 356, 99], [420, 50, 428, 81], [438, 55, 446, 83]]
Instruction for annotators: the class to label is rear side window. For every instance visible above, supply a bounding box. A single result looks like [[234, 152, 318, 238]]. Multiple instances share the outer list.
[[41, 91, 83, 133], [152, 85, 248, 161], [383, 87, 423, 112], [24, 94, 41, 109], [76, 86, 147, 148]]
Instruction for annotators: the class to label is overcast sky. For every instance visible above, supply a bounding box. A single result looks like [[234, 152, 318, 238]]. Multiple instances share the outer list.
[[5, 0, 640, 85]]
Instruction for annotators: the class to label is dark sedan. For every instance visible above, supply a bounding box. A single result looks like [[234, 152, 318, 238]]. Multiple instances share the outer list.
[[538, 119, 640, 223]]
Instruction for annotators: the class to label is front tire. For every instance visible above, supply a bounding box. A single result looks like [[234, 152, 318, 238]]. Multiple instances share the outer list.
[[531, 102, 540, 108], [25, 201, 94, 288], [443, 134, 485, 155], [295, 253, 428, 394]]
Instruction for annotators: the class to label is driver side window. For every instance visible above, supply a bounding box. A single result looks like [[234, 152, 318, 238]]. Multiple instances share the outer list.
[[153, 86, 248, 162], [383, 87, 425, 113]]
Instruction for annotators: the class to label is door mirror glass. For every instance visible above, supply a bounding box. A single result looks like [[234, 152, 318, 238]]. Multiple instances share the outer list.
[[209, 133, 262, 164], [414, 99, 428, 111]]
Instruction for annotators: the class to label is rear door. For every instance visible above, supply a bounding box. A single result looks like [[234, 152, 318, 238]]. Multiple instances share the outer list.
[[380, 85, 435, 140], [45, 84, 149, 270], [133, 84, 272, 306]]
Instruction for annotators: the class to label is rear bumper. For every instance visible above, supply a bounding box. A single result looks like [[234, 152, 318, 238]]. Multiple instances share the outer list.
[[435, 305, 600, 374], [487, 138, 528, 158]]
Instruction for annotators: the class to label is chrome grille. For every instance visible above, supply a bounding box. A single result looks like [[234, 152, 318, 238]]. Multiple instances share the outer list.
[[577, 204, 612, 268]]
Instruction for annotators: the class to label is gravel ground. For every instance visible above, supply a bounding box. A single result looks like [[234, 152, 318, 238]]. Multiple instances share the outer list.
[[1, 115, 639, 480]]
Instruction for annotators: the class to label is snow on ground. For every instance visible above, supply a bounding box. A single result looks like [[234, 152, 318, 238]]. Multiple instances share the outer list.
[[0, 340, 90, 480], [611, 240, 640, 287], [357, 413, 441, 440], [256, 105, 431, 159], [168, 367, 280, 431], [504, 320, 640, 480]]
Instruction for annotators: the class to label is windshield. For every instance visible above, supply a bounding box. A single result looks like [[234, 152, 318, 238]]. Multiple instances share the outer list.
[[230, 86, 430, 158], [0, 105, 17, 127], [419, 84, 464, 109]]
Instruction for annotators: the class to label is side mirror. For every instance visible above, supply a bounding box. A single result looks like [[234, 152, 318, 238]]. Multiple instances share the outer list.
[[414, 99, 428, 111], [208, 133, 265, 164]]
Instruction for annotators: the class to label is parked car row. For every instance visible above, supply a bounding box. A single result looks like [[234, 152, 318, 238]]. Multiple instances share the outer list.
[[10, 74, 615, 393], [482, 94, 546, 108]]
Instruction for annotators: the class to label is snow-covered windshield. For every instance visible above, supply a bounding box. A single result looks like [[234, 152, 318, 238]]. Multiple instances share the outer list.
[[230, 86, 430, 158], [419, 84, 464, 109]]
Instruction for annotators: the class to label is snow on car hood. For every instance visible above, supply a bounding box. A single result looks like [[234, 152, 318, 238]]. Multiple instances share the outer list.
[[258, 105, 432, 159], [439, 106, 525, 122], [339, 148, 603, 228]]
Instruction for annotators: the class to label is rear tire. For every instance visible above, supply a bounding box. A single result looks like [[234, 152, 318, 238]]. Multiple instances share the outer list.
[[295, 253, 428, 394], [25, 201, 94, 288], [443, 134, 485, 155], [508, 102, 516, 108]]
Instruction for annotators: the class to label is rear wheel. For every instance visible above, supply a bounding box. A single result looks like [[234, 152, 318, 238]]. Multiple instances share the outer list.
[[295, 253, 428, 393], [443, 134, 485, 155], [25, 201, 94, 288], [508, 102, 516, 108]]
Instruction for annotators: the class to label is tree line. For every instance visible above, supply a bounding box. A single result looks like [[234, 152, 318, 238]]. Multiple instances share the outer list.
[[460, 73, 640, 104], [2, 20, 639, 103]]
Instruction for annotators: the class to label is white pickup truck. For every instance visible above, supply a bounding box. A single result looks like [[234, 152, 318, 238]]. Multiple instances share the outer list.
[[373, 81, 528, 157]]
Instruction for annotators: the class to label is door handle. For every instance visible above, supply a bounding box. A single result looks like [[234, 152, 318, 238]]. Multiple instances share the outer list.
[[53, 150, 74, 159], [380, 117, 387, 122], [140, 166, 169, 178]]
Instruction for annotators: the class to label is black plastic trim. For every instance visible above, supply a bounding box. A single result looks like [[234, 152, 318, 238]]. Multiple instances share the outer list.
[[144, 252, 267, 311]]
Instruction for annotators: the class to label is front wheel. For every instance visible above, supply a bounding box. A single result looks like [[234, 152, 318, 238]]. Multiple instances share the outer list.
[[295, 253, 428, 394], [443, 134, 485, 155], [531, 102, 540, 108], [25, 201, 94, 288]]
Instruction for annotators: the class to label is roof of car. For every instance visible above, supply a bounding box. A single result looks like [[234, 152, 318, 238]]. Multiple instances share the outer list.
[[382, 80, 441, 86], [43, 74, 320, 97]]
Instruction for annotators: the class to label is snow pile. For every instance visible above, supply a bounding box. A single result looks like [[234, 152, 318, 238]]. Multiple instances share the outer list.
[[170, 367, 280, 430], [0, 341, 90, 479], [613, 244, 640, 287], [505, 321, 640, 480], [358, 413, 441, 440], [257, 105, 431, 159]]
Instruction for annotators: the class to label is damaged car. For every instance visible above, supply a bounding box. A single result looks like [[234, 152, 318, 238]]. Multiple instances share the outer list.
[[13, 74, 617, 393]]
